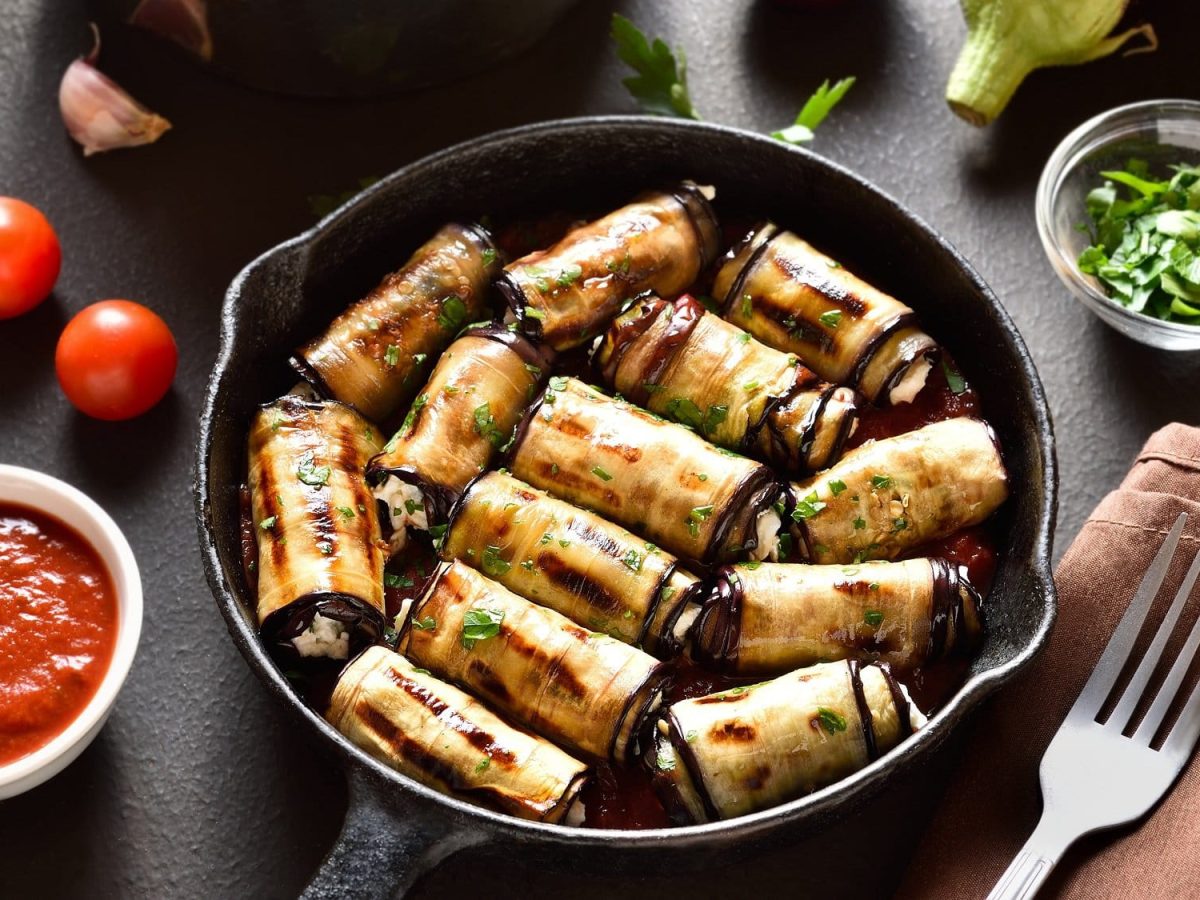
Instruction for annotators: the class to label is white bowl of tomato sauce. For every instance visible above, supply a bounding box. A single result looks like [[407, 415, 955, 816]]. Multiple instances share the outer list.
[[0, 465, 141, 798]]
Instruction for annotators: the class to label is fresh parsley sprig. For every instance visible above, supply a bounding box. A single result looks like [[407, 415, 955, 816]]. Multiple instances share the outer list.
[[611, 14, 699, 120], [772, 77, 856, 145]]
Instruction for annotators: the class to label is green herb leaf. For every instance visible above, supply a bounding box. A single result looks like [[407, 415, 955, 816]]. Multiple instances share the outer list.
[[819, 309, 842, 328], [610, 14, 699, 120], [258, 516, 277, 530], [772, 76, 855, 145], [622, 548, 643, 572], [864, 610, 884, 626], [942, 360, 967, 395], [384, 344, 400, 367], [296, 451, 332, 487], [828, 479, 847, 496], [437, 295, 468, 332], [871, 474, 892, 489], [816, 706, 848, 735], [791, 492, 827, 521], [461, 607, 505, 649], [472, 402, 512, 450], [556, 264, 583, 287], [412, 615, 437, 631], [592, 465, 613, 481], [385, 573, 414, 589], [336, 506, 356, 519], [481, 247, 497, 267], [481, 545, 511, 577]]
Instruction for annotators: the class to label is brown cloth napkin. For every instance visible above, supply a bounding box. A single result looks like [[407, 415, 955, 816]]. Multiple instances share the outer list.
[[896, 424, 1200, 899]]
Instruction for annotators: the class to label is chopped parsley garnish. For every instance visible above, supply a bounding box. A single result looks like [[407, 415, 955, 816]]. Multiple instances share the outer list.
[[816, 706, 848, 735], [942, 360, 967, 395], [819, 309, 842, 328], [610, 14, 698, 119], [741, 294, 753, 318], [383, 344, 400, 367], [592, 465, 613, 481], [523, 306, 546, 321], [1078, 160, 1200, 323], [622, 548, 643, 572], [316, 540, 333, 555], [740, 560, 763, 570], [258, 516, 277, 530], [473, 402, 512, 450], [540, 532, 553, 545], [548, 375, 569, 392], [686, 504, 714, 538], [607, 253, 633, 274], [864, 609, 884, 626], [744, 379, 761, 392], [656, 748, 677, 771], [481, 545, 511, 576], [364, 317, 381, 331], [436, 295, 468, 332], [296, 451, 331, 487], [481, 247, 497, 266], [524, 363, 542, 379], [556, 264, 583, 287], [791, 492, 827, 521], [336, 506, 355, 519], [853, 517, 867, 530], [868, 582, 880, 591], [893, 517, 909, 532], [474, 757, 491, 774], [428, 523, 448, 548], [697, 473, 708, 481], [738, 332, 751, 344], [828, 479, 847, 496], [461, 607, 504, 649], [411, 616, 437, 631], [520, 559, 535, 572], [772, 76, 856, 145], [871, 474, 893, 490], [404, 498, 422, 516], [398, 394, 429, 436], [665, 397, 727, 436], [385, 573, 414, 589]]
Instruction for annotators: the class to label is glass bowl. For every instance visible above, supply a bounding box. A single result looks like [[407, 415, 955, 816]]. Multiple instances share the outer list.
[[1036, 99, 1200, 351]]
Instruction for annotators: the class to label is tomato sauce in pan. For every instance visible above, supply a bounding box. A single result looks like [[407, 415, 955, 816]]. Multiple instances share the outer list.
[[0, 503, 118, 765]]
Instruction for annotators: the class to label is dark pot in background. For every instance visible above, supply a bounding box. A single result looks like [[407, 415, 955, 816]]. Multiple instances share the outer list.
[[97, 0, 585, 97]]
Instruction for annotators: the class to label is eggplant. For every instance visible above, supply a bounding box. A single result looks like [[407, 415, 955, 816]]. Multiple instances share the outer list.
[[692, 558, 984, 675], [292, 223, 500, 422], [509, 377, 784, 566], [787, 417, 1008, 565], [397, 560, 668, 762], [366, 324, 551, 553], [650, 659, 926, 823], [440, 470, 705, 657], [327, 646, 590, 824], [247, 395, 386, 660], [496, 183, 720, 351], [713, 224, 939, 405], [595, 294, 860, 475]]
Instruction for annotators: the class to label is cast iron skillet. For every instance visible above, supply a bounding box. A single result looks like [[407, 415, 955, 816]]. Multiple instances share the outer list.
[[195, 117, 1057, 898]]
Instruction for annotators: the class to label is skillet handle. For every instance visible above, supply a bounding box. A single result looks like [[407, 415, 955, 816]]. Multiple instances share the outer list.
[[301, 767, 488, 900]]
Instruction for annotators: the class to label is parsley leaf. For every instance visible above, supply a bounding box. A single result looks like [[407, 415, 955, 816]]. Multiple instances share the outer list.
[[481, 545, 511, 577], [461, 607, 504, 649], [296, 451, 331, 487], [816, 706, 848, 734], [610, 14, 699, 120], [772, 76, 856, 145]]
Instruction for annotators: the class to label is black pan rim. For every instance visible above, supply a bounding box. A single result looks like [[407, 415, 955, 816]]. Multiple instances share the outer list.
[[194, 114, 1058, 848]]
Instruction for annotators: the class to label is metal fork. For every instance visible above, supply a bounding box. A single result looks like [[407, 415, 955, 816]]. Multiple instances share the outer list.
[[988, 512, 1200, 900]]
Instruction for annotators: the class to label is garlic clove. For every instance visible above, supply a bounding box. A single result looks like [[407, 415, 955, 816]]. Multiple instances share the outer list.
[[58, 24, 172, 157], [129, 0, 214, 62]]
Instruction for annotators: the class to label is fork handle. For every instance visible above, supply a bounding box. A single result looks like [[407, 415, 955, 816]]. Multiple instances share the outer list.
[[986, 817, 1076, 900]]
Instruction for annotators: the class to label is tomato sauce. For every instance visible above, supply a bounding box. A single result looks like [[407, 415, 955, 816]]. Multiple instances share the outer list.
[[0, 503, 118, 764]]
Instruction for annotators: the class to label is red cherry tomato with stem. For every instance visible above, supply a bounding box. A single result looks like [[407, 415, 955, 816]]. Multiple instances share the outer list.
[[56, 300, 178, 420], [0, 197, 62, 319]]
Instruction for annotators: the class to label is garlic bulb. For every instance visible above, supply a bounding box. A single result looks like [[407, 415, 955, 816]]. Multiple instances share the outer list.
[[58, 25, 172, 157]]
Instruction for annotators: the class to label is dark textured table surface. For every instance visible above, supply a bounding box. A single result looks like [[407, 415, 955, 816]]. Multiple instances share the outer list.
[[1, 1, 1197, 897]]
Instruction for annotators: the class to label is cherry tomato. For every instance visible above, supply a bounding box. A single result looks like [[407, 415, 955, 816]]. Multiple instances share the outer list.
[[0, 197, 62, 319], [55, 300, 178, 420]]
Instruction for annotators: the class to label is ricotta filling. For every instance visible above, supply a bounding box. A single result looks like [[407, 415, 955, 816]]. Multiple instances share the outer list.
[[373, 476, 429, 555], [749, 508, 783, 561], [292, 613, 350, 660], [671, 602, 702, 646], [887, 355, 934, 406], [563, 797, 588, 827], [899, 681, 929, 731]]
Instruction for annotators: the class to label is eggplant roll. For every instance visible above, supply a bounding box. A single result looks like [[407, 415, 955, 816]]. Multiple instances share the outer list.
[[692, 558, 983, 675], [787, 417, 1008, 565], [509, 377, 784, 566], [292, 223, 499, 422], [713, 224, 939, 405], [328, 646, 589, 824], [247, 395, 386, 659], [496, 183, 720, 351], [440, 471, 705, 656], [651, 659, 926, 823], [366, 324, 551, 553], [398, 560, 667, 762], [596, 294, 860, 475]]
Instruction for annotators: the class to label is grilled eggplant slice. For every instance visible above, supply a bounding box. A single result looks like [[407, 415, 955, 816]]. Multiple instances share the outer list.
[[292, 223, 499, 422], [248, 395, 386, 660], [596, 294, 860, 475], [441, 471, 705, 656], [714, 224, 939, 405], [327, 646, 589, 824], [509, 377, 783, 566], [650, 659, 926, 823], [692, 558, 983, 674], [787, 417, 1007, 565], [398, 561, 668, 762], [367, 324, 551, 553], [496, 183, 720, 351]]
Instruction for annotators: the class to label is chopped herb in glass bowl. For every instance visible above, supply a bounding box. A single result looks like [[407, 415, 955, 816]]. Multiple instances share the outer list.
[[1077, 160, 1200, 324]]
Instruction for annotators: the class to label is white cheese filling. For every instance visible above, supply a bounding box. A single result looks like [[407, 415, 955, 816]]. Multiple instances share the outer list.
[[898, 681, 929, 731], [292, 612, 350, 659], [373, 476, 429, 555], [563, 797, 587, 827], [750, 508, 783, 562], [887, 355, 934, 406], [671, 602, 702, 646]]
